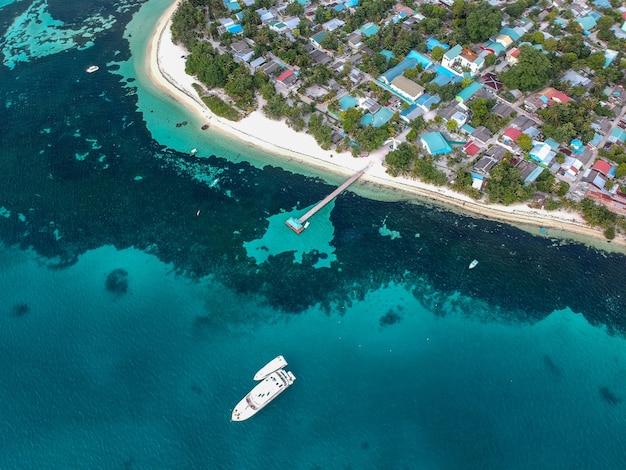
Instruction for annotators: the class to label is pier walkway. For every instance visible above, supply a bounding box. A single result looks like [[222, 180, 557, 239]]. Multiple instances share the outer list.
[[286, 165, 369, 234]]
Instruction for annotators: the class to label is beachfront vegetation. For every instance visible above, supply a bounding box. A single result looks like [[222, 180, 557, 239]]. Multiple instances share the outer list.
[[194, 85, 241, 120], [385, 143, 447, 185], [580, 198, 618, 239], [485, 162, 534, 205]]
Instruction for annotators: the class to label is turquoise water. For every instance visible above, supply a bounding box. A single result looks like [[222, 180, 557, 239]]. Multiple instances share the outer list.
[[1, 1, 626, 468]]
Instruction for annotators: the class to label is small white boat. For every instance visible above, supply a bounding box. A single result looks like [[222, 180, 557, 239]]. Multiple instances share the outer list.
[[86, 65, 99, 73], [469, 259, 479, 269], [253, 355, 287, 381]]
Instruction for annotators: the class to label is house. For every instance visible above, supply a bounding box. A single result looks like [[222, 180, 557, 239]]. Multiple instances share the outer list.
[[451, 111, 468, 127], [506, 47, 520, 65], [463, 141, 481, 156], [347, 31, 363, 49], [608, 127, 626, 144], [443, 45, 485, 74], [276, 69, 298, 88], [389, 75, 424, 102], [359, 22, 379, 37], [562, 70, 591, 87], [484, 144, 509, 161], [255, 8, 275, 22], [492, 102, 515, 119], [380, 57, 418, 85], [310, 31, 327, 49], [577, 15, 597, 34], [539, 87, 570, 105], [473, 155, 499, 175], [323, 18, 345, 31], [471, 126, 493, 145], [231, 40, 254, 62], [495, 34, 514, 50], [455, 81, 484, 104], [529, 142, 556, 165], [502, 127, 522, 143], [592, 159, 615, 177], [260, 60, 281, 76], [481, 72, 503, 91], [310, 49, 332, 65], [421, 132, 453, 155], [556, 156, 584, 181], [582, 169, 607, 190]]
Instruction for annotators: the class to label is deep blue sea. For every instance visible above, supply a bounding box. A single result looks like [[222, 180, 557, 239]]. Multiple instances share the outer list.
[[2, 1, 626, 469]]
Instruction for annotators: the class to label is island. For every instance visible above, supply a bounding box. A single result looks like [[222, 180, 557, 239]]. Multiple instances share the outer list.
[[148, 0, 626, 248]]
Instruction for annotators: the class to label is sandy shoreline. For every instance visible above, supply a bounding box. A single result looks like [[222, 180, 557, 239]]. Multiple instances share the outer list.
[[146, 1, 626, 252]]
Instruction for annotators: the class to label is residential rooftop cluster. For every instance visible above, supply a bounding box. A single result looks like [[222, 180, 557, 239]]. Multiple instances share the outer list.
[[173, 0, 626, 227]]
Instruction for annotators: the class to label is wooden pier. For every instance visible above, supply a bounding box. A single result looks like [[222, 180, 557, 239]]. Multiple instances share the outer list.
[[286, 166, 368, 234]]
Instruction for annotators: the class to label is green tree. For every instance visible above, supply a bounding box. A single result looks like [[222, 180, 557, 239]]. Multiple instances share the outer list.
[[586, 52, 607, 71], [517, 133, 533, 151], [501, 45, 553, 91], [485, 162, 534, 204], [341, 107, 363, 133], [320, 33, 339, 51], [431, 46, 445, 61], [385, 142, 417, 172], [615, 163, 626, 178], [446, 119, 458, 132], [465, 2, 503, 42]]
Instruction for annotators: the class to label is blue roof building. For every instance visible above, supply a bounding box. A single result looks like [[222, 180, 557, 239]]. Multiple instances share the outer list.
[[609, 127, 626, 144], [360, 22, 380, 37], [456, 82, 484, 103], [426, 38, 449, 51], [577, 16, 597, 34], [226, 23, 244, 34], [361, 107, 394, 128], [421, 132, 453, 155], [499, 27, 522, 42], [380, 57, 418, 84]]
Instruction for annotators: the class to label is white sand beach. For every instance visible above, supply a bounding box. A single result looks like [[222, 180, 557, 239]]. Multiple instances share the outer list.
[[146, 1, 626, 251]]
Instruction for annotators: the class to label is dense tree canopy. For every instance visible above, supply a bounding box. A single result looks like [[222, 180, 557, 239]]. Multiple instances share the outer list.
[[501, 45, 553, 91], [485, 162, 534, 205], [464, 2, 503, 43], [538, 102, 594, 144]]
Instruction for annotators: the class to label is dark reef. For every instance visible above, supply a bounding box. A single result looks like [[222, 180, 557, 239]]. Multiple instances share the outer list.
[[599, 387, 622, 405], [12, 303, 30, 317], [379, 309, 403, 327], [106, 268, 129, 294]]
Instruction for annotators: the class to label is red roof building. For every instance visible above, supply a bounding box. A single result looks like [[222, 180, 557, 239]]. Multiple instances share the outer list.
[[502, 127, 522, 142], [463, 141, 481, 156], [277, 69, 295, 82], [593, 159, 613, 176]]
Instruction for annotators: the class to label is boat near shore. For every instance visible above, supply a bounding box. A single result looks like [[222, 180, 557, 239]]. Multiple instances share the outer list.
[[86, 65, 99, 73], [232, 356, 296, 421]]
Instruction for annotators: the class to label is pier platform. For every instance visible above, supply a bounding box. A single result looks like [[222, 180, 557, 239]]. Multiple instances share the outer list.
[[286, 166, 368, 234]]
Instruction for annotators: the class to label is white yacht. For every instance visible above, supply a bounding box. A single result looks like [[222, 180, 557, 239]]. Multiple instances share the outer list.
[[232, 357, 296, 421], [86, 65, 99, 73]]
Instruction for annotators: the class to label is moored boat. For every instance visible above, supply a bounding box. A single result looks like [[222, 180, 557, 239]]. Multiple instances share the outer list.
[[86, 65, 99, 73], [469, 259, 479, 269], [253, 355, 287, 381], [232, 357, 296, 421]]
